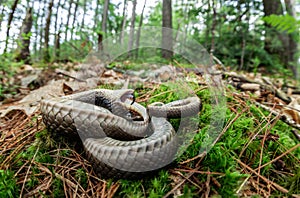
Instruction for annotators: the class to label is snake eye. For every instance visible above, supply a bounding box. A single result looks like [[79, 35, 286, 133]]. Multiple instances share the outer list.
[[120, 91, 135, 105]]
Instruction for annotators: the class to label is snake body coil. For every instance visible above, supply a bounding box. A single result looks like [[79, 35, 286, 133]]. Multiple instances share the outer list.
[[40, 89, 201, 178]]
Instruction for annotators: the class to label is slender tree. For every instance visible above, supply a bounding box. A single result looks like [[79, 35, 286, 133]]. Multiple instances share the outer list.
[[4, 0, 20, 54], [0, 4, 6, 31], [39, 0, 48, 59], [80, 0, 87, 30], [32, 0, 42, 57], [128, 0, 137, 56], [283, 0, 298, 77], [210, 0, 216, 55], [65, 0, 74, 41], [93, 0, 100, 31], [162, 0, 173, 59], [135, 0, 146, 58], [54, 31, 61, 61], [53, 0, 65, 61], [102, 0, 110, 37], [70, 0, 79, 40], [53, 0, 62, 36], [119, 0, 127, 44], [44, 0, 54, 62], [15, 7, 33, 63]]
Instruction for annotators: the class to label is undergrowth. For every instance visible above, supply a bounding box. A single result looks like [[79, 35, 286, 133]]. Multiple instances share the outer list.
[[0, 74, 299, 197]]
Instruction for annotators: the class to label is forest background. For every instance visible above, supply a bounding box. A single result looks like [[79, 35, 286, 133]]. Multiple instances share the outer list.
[[0, 0, 299, 79]]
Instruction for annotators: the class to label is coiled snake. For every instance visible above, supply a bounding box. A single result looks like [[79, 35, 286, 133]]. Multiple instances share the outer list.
[[40, 89, 201, 178]]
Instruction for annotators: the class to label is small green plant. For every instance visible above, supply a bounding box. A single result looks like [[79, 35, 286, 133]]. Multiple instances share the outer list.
[[0, 170, 19, 197], [75, 169, 88, 189]]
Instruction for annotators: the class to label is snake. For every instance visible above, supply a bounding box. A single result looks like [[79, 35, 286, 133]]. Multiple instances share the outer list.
[[40, 89, 201, 178]]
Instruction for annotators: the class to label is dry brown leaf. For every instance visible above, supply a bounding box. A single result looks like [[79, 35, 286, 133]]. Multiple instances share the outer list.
[[284, 97, 300, 124]]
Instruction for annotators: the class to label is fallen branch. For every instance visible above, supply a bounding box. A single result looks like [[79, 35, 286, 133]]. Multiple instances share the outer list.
[[224, 72, 291, 103], [254, 101, 300, 131]]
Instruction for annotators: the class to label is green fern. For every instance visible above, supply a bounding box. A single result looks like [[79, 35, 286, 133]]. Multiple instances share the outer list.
[[262, 14, 299, 33]]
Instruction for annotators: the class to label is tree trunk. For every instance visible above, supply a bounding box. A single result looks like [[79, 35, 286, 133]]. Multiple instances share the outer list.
[[93, 0, 100, 32], [162, 0, 173, 59], [210, 0, 216, 55], [53, 0, 63, 61], [71, 0, 79, 40], [128, 0, 137, 57], [15, 7, 33, 64], [284, 0, 298, 77], [98, 33, 103, 51], [135, 0, 146, 59], [102, 0, 110, 37], [119, 0, 127, 44], [81, 0, 87, 29], [65, 0, 74, 41], [0, 5, 5, 32], [54, 0, 62, 35], [44, 0, 54, 62], [54, 31, 61, 61], [205, 0, 211, 49], [263, 0, 298, 77], [39, 0, 47, 59], [4, 0, 20, 54]]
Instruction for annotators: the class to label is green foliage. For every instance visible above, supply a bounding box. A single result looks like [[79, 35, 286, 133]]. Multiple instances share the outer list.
[[75, 169, 88, 189], [263, 14, 299, 34], [0, 54, 23, 99], [119, 170, 170, 198], [0, 170, 19, 197], [53, 178, 64, 197]]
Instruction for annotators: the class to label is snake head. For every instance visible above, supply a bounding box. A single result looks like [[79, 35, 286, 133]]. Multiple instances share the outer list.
[[120, 89, 135, 105]]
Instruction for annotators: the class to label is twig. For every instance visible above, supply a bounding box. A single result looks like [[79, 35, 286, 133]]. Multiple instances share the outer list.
[[239, 109, 280, 158], [174, 168, 225, 176], [56, 70, 86, 82], [255, 101, 300, 130], [254, 143, 300, 171], [171, 170, 202, 190], [257, 113, 281, 192], [237, 159, 290, 194], [19, 147, 39, 198], [163, 167, 200, 198]]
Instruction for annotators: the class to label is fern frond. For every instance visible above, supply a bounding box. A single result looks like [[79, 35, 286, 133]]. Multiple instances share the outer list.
[[262, 14, 298, 34]]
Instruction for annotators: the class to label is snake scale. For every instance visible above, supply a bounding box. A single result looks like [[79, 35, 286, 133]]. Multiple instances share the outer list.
[[40, 89, 201, 178]]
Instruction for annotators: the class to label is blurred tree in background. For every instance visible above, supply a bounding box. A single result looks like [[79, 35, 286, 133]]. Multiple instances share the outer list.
[[0, 0, 298, 77]]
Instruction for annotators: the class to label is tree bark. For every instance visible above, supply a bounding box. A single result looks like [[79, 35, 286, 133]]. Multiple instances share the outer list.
[[53, 0, 64, 61], [263, 0, 298, 77], [98, 33, 103, 51], [210, 0, 216, 55], [44, 0, 54, 62], [54, 0, 62, 36], [54, 31, 61, 61], [0, 5, 5, 32], [15, 7, 33, 64], [127, 0, 137, 57], [70, 0, 79, 40], [38, 0, 47, 59], [162, 0, 173, 59], [80, 0, 87, 29], [65, 0, 74, 41], [4, 0, 20, 54], [93, 0, 100, 32], [102, 0, 110, 37], [135, 0, 146, 59], [284, 0, 298, 78], [119, 0, 127, 44]]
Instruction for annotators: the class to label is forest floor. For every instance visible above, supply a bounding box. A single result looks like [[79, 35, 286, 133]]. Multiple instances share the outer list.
[[0, 60, 300, 197]]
